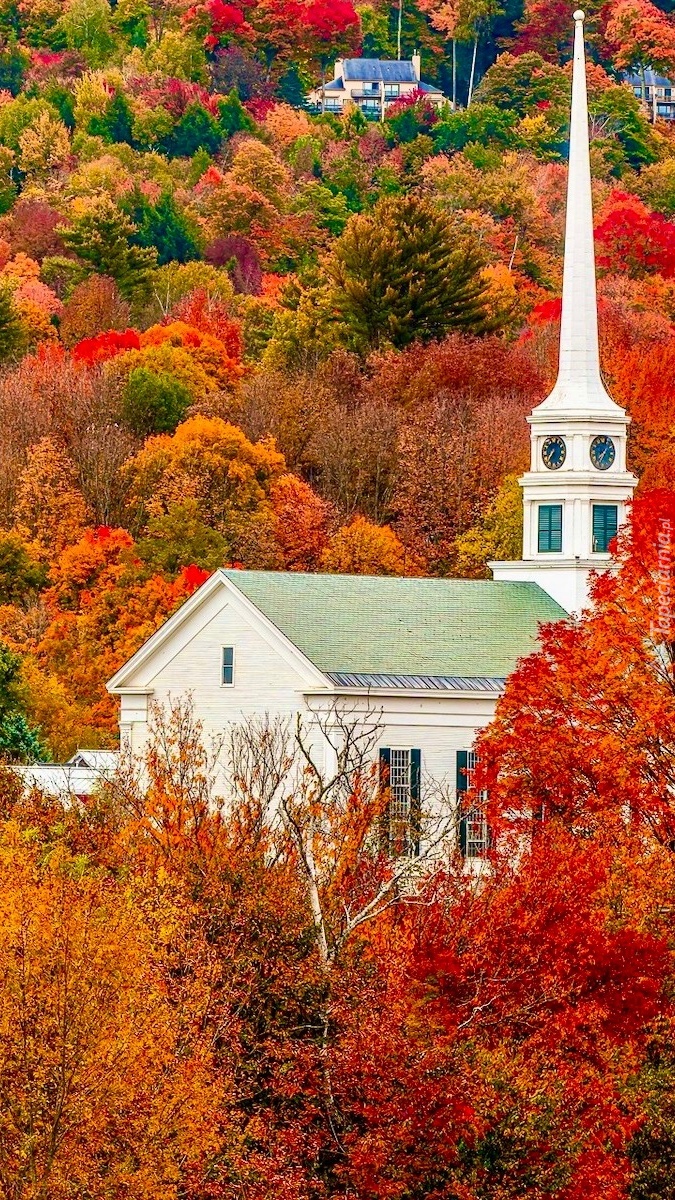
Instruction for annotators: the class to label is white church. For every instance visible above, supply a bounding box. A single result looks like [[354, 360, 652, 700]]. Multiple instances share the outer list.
[[106, 13, 636, 856]]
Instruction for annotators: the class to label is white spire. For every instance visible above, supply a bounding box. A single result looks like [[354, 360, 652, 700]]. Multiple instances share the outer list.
[[534, 9, 624, 417]]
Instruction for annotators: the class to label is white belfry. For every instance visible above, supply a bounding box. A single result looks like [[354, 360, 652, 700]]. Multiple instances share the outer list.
[[491, 9, 637, 614]]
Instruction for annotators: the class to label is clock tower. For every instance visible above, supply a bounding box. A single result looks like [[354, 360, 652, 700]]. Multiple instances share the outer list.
[[491, 10, 637, 614]]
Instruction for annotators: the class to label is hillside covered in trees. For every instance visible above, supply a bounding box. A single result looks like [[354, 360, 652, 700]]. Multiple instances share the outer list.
[[3, 3, 675, 1199], [1, 0, 675, 759]]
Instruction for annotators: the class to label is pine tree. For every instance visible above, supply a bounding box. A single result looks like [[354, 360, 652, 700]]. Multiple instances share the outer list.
[[89, 90, 135, 145], [163, 102, 222, 159], [59, 195, 157, 299], [217, 88, 255, 139], [327, 195, 490, 351], [126, 191, 200, 266]]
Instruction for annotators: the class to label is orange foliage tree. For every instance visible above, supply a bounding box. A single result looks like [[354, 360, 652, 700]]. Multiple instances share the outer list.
[[0, 813, 223, 1200], [270, 472, 331, 571], [14, 437, 90, 559], [605, 0, 675, 83]]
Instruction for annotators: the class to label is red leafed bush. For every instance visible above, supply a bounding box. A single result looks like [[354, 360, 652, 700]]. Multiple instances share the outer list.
[[528, 296, 563, 324], [178, 564, 211, 593], [72, 329, 141, 365], [595, 191, 675, 278], [171, 290, 245, 359]]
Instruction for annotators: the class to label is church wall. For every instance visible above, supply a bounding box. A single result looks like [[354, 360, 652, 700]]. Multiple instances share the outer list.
[[119, 597, 316, 761]]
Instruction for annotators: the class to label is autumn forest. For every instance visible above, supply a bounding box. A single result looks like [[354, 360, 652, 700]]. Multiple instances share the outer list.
[[3, 0, 675, 1195]]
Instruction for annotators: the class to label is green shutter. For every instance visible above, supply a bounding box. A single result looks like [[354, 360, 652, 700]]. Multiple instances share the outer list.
[[456, 749, 469, 792], [592, 505, 618, 553], [410, 748, 421, 857], [457, 750, 469, 857], [538, 505, 563, 553], [379, 748, 391, 851]]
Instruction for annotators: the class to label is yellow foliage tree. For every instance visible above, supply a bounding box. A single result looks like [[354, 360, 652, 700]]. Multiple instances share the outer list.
[[14, 438, 90, 559], [19, 657, 101, 761], [18, 111, 71, 178], [138, 321, 243, 390], [125, 416, 286, 565], [227, 137, 292, 204], [454, 473, 523, 578], [321, 515, 409, 576]]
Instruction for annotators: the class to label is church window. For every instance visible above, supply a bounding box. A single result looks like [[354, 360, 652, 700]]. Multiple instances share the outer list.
[[456, 750, 489, 859], [379, 747, 421, 856], [222, 646, 235, 686], [538, 504, 563, 553], [592, 504, 618, 553]]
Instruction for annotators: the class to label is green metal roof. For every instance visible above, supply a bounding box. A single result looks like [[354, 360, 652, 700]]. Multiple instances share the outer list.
[[221, 571, 565, 680]]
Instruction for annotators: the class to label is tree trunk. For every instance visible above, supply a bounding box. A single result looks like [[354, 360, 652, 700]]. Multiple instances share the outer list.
[[397, 0, 403, 59], [452, 38, 457, 110], [321, 63, 326, 115], [467, 33, 478, 108], [303, 830, 330, 968]]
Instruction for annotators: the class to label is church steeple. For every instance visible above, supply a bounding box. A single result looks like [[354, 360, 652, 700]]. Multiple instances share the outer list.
[[535, 10, 624, 417], [490, 10, 637, 614]]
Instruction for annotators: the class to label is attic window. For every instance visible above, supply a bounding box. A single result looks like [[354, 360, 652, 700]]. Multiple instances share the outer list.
[[222, 646, 235, 687]]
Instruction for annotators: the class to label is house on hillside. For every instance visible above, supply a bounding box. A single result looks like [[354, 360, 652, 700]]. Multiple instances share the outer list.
[[625, 68, 675, 120], [106, 14, 637, 859], [307, 55, 446, 118]]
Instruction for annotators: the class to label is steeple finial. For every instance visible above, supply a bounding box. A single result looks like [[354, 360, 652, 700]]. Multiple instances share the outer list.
[[535, 9, 624, 415]]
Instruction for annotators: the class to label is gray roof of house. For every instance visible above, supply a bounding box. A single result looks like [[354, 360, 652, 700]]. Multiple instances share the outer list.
[[326, 672, 505, 692], [222, 571, 565, 682], [625, 68, 672, 87], [342, 59, 418, 83]]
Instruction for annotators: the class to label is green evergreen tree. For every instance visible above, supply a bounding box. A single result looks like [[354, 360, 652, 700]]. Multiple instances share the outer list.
[[0, 713, 45, 763], [277, 65, 306, 108], [217, 89, 255, 139], [126, 190, 200, 265], [59, 195, 157, 299], [90, 91, 135, 145], [0, 37, 27, 96], [163, 102, 222, 159], [327, 195, 490, 351], [0, 641, 45, 761], [44, 82, 75, 129]]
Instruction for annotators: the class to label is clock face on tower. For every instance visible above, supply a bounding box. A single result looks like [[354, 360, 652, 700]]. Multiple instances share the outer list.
[[542, 435, 566, 470], [590, 435, 616, 471]]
